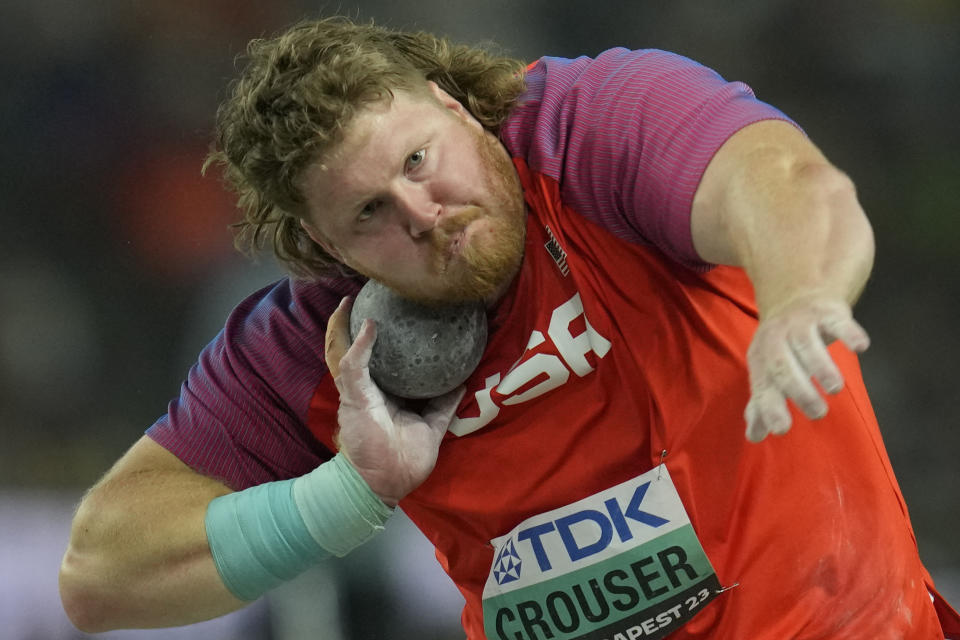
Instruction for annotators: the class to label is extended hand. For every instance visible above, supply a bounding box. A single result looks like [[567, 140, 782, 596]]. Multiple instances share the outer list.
[[744, 294, 870, 442], [325, 297, 464, 505]]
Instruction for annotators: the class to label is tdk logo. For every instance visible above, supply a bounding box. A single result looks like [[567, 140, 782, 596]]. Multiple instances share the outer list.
[[493, 539, 523, 585], [516, 481, 669, 574]]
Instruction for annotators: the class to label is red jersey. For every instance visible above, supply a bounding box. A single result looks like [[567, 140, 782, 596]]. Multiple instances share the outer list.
[[306, 159, 950, 639], [147, 49, 959, 638]]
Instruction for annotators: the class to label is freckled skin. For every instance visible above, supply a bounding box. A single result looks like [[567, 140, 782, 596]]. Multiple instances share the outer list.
[[299, 84, 526, 306]]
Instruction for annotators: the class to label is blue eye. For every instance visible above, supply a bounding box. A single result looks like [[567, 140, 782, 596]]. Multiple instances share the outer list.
[[407, 149, 425, 169], [358, 200, 382, 221]]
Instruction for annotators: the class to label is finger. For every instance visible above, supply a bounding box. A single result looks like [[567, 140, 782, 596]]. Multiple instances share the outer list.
[[765, 347, 827, 420], [422, 386, 467, 434], [335, 319, 379, 404], [325, 297, 353, 378], [789, 326, 844, 394], [339, 318, 376, 373], [744, 400, 767, 443], [820, 315, 870, 353], [745, 399, 786, 442], [748, 385, 793, 438]]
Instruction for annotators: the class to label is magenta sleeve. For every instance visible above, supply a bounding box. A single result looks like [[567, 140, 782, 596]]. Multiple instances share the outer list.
[[146, 277, 358, 490], [500, 48, 799, 269]]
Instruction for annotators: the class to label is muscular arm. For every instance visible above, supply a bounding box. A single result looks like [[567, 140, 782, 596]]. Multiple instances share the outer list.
[[691, 120, 874, 440], [59, 436, 248, 632], [59, 300, 460, 633]]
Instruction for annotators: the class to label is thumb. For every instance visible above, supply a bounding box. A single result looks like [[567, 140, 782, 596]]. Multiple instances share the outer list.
[[325, 297, 355, 379]]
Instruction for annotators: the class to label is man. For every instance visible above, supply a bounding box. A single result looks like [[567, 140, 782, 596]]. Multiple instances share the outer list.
[[59, 16, 959, 639]]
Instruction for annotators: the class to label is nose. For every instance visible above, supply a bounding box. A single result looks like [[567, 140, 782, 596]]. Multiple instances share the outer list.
[[395, 184, 440, 237]]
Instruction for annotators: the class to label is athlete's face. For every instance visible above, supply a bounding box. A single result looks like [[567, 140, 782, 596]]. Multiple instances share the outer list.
[[299, 82, 526, 305]]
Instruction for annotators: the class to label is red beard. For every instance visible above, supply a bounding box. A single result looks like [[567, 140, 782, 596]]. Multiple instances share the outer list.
[[381, 126, 526, 305]]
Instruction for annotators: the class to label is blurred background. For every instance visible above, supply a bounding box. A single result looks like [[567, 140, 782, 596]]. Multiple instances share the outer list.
[[0, 1, 957, 638]]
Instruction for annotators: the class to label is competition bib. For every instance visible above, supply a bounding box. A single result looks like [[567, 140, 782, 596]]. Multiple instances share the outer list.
[[482, 466, 720, 640]]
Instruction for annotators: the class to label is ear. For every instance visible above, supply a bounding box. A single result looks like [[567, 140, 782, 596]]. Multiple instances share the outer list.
[[426, 81, 482, 130], [300, 218, 344, 262]]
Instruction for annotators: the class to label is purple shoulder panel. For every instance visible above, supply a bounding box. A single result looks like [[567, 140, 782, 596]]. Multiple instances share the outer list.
[[501, 48, 796, 268], [146, 276, 361, 490]]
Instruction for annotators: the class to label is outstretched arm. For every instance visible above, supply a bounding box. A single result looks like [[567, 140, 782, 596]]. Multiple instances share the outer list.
[[691, 120, 875, 441]]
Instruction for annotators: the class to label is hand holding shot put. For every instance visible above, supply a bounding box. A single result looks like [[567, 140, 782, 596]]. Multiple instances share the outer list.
[[324, 295, 465, 506]]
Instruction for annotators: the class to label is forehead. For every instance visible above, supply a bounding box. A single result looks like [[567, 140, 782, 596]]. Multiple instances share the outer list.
[[303, 90, 446, 194]]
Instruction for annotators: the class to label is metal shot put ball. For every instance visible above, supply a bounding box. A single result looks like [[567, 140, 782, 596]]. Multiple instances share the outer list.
[[349, 279, 488, 399]]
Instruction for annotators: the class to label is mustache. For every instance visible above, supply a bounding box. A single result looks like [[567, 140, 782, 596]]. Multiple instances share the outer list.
[[430, 206, 484, 251], [426, 206, 486, 275], [437, 206, 484, 234]]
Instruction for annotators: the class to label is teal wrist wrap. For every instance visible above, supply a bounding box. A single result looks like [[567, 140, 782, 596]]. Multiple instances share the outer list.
[[292, 453, 394, 557], [205, 478, 327, 601], [205, 453, 394, 601]]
